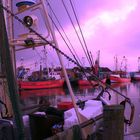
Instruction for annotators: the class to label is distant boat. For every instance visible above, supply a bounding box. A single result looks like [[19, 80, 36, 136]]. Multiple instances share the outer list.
[[78, 78, 106, 86], [78, 79, 98, 86], [110, 74, 131, 83], [131, 57, 140, 81], [131, 72, 140, 81], [110, 82, 128, 88], [17, 61, 65, 90], [0, 1, 135, 140], [111, 56, 131, 83]]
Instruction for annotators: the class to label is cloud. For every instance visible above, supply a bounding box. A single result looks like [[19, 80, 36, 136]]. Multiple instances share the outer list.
[[56, 0, 140, 71], [15, 0, 140, 71]]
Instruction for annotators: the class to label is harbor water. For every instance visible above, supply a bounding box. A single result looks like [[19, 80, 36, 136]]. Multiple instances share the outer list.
[[18, 81, 140, 140]]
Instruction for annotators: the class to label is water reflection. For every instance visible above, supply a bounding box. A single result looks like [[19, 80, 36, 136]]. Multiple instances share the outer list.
[[19, 82, 140, 139], [19, 88, 65, 99], [108, 82, 140, 139]]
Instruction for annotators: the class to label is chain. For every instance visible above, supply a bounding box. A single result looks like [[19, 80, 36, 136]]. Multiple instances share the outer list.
[[0, 4, 135, 126], [0, 3, 106, 93], [0, 3, 134, 101]]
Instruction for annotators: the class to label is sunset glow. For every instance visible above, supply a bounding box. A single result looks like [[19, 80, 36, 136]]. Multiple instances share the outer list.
[[16, 0, 140, 71]]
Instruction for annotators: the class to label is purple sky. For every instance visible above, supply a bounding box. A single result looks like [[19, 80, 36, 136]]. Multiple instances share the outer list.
[[15, 0, 140, 72]]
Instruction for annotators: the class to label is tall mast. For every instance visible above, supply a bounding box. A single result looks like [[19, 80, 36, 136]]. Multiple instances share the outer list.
[[5, 0, 16, 74], [94, 50, 100, 76], [40, 0, 83, 124], [97, 50, 100, 67], [120, 56, 127, 72], [1, 0, 15, 117], [138, 57, 140, 72], [0, 1, 25, 139], [114, 55, 118, 72], [3, 0, 87, 137]]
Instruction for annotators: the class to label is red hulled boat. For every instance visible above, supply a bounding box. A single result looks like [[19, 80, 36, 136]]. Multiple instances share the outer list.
[[18, 79, 64, 90], [78, 78, 106, 86], [78, 79, 98, 86], [110, 74, 131, 83], [132, 72, 140, 81]]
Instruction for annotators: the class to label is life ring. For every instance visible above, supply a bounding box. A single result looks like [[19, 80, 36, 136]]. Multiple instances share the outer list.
[[120, 98, 135, 125]]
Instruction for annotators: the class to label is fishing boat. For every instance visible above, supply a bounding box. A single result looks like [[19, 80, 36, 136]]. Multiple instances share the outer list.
[[17, 66, 64, 90], [110, 56, 131, 83], [78, 78, 107, 87], [17, 54, 65, 90], [132, 72, 140, 81], [131, 57, 140, 81], [0, 0, 135, 139], [110, 74, 131, 83], [78, 79, 98, 86], [77, 53, 102, 87], [18, 79, 64, 90]]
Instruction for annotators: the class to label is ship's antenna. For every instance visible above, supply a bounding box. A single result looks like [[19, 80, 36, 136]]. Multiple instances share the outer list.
[[138, 57, 140, 72], [114, 55, 118, 72]]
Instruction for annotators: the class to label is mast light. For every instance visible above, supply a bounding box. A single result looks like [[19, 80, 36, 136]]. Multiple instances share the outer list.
[[23, 15, 38, 27]]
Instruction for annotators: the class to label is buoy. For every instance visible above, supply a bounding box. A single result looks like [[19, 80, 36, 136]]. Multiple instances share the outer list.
[[57, 101, 73, 110]]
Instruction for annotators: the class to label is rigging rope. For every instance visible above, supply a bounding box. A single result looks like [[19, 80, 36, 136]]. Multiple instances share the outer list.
[[69, 0, 93, 67], [48, 15, 82, 68], [0, 1, 135, 125], [47, 3, 100, 88], [47, 1, 82, 65], [34, 48, 43, 59], [61, 0, 92, 67], [0, 2, 134, 101], [46, 1, 99, 88]]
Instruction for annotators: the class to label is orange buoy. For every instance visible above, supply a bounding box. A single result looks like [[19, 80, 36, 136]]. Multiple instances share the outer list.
[[57, 101, 73, 110]]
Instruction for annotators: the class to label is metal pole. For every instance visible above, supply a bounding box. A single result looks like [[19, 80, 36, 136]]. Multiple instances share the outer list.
[[40, 0, 83, 124], [0, 1, 25, 139]]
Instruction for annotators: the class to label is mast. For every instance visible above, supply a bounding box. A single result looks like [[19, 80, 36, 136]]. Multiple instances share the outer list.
[[41, 0, 83, 124], [0, 0, 25, 139], [138, 57, 140, 72], [114, 55, 118, 72], [97, 50, 100, 67], [97, 50, 100, 76], [0, 0, 15, 117], [120, 56, 127, 72], [1, 0, 89, 137], [5, 0, 16, 75], [8, 0, 83, 128], [94, 50, 100, 77]]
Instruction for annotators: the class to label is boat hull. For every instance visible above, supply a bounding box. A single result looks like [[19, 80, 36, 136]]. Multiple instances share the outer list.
[[110, 76, 131, 83], [132, 73, 140, 81], [78, 80, 98, 86], [18, 80, 64, 90], [78, 78, 106, 86], [63, 79, 78, 88], [133, 77, 140, 81]]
